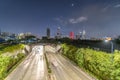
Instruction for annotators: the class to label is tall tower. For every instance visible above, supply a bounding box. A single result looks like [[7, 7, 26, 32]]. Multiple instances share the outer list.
[[76, 32, 82, 39], [82, 30, 86, 39], [46, 28, 50, 39], [56, 27, 61, 39], [69, 32, 74, 39]]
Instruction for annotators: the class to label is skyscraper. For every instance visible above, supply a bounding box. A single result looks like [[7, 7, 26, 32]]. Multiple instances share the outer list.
[[56, 27, 61, 39], [69, 32, 74, 39], [76, 32, 82, 39], [82, 30, 86, 39], [46, 28, 50, 39]]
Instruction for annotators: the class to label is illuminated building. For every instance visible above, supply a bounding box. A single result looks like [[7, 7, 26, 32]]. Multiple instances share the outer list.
[[69, 32, 74, 39], [56, 27, 61, 39]]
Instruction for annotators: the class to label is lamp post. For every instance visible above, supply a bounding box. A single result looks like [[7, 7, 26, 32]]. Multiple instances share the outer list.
[[110, 41, 114, 53], [105, 39, 114, 80], [105, 40, 114, 53]]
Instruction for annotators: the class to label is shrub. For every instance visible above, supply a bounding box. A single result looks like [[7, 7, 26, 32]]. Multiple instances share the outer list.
[[61, 43, 120, 80]]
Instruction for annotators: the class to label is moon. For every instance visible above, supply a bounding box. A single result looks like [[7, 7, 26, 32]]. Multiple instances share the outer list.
[[71, 3, 74, 7]]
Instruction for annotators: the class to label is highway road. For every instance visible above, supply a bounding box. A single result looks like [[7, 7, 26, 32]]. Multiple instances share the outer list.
[[5, 45, 96, 80], [46, 45, 96, 80], [5, 45, 47, 80]]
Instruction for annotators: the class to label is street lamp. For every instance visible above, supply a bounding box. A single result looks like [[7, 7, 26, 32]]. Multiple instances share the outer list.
[[105, 40, 114, 53], [105, 39, 114, 66], [105, 39, 114, 80]]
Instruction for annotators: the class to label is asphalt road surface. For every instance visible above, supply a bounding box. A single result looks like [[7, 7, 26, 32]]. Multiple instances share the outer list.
[[5, 45, 96, 80], [46, 45, 96, 80], [5, 45, 47, 80]]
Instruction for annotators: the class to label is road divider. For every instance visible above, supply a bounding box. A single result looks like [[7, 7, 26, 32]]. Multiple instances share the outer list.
[[45, 52, 52, 73]]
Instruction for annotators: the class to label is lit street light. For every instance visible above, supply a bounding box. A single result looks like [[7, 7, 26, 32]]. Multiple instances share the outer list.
[[105, 39, 114, 53], [110, 41, 114, 53], [105, 39, 114, 65]]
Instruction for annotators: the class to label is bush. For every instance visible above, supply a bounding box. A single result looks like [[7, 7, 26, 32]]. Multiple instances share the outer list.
[[0, 56, 12, 79], [0, 53, 25, 79], [0, 44, 25, 79], [2, 44, 25, 53], [61, 43, 120, 80], [17, 53, 25, 59]]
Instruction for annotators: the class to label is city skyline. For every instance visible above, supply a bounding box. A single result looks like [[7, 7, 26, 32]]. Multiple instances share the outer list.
[[0, 0, 120, 38]]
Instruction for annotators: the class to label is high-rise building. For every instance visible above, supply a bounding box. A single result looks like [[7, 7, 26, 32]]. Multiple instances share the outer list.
[[82, 30, 86, 39], [46, 28, 50, 39], [56, 27, 61, 39], [69, 32, 74, 39], [76, 32, 82, 39]]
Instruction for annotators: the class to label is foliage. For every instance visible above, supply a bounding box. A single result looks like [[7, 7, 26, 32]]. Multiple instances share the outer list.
[[111, 51, 120, 80], [1, 44, 25, 53], [61, 43, 120, 80], [0, 53, 25, 80], [0, 44, 25, 80]]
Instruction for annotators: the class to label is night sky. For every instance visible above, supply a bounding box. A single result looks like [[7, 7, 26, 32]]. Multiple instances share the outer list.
[[0, 0, 120, 38]]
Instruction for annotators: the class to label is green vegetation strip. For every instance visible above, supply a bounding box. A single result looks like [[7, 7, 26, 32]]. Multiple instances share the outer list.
[[0, 44, 26, 80], [45, 53, 52, 73], [61, 43, 120, 80], [0, 44, 25, 55], [6, 54, 26, 77], [0, 53, 26, 80]]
